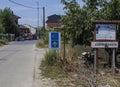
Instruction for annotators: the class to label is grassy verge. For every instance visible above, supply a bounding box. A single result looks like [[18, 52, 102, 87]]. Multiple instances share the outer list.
[[40, 65, 68, 79], [40, 50, 68, 79], [36, 39, 48, 48], [0, 39, 8, 47], [40, 44, 120, 87]]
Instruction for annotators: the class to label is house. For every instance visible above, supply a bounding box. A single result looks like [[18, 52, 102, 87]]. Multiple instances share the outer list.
[[46, 14, 62, 28], [19, 24, 36, 40], [7, 14, 20, 41], [24, 24, 36, 35], [13, 14, 21, 37], [13, 14, 21, 26]]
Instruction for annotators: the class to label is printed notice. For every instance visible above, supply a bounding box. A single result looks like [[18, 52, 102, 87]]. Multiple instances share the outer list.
[[96, 24, 116, 40]]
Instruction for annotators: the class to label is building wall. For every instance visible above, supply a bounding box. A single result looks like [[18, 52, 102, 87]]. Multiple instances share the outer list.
[[47, 22, 61, 28], [24, 24, 36, 35]]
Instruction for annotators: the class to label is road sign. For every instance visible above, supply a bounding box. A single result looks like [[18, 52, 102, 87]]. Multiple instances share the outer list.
[[91, 41, 118, 48], [49, 32, 61, 49]]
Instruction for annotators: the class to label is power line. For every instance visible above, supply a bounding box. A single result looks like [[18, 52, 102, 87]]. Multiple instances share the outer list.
[[8, 0, 46, 38], [8, 0, 37, 9]]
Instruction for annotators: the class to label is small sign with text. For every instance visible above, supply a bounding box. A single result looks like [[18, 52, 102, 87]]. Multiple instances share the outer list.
[[91, 41, 118, 48]]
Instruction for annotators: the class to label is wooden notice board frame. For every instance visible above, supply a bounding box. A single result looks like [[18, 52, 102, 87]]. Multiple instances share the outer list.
[[92, 20, 120, 74]]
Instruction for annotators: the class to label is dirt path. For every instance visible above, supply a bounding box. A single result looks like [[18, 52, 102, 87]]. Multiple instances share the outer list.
[[32, 48, 58, 87]]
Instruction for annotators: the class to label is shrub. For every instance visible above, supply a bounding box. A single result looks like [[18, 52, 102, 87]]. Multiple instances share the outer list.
[[0, 39, 8, 46], [36, 39, 48, 48], [42, 50, 58, 66], [40, 50, 68, 79], [36, 40, 44, 48], [43, 33, 49, 44]]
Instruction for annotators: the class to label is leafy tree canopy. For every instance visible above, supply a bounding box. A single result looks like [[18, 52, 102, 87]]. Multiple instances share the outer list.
[[0, 7, 16, 34], [61, 0, 120, 46]]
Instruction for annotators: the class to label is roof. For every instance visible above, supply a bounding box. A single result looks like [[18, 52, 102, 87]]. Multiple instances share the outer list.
[[19, 24, 36, 34], [19, 25, 26, 28], [13, 14, 21, 19], [93, 20, 120, 24], [46, 14, 61, 23]]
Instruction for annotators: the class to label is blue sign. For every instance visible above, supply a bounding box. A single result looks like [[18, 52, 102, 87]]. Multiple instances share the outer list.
[[49, 32, 61, 49]]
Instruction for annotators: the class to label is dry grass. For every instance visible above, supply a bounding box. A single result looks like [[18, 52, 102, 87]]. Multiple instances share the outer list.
[[36, 40, 48, 48], [40, 44, 120, 87]]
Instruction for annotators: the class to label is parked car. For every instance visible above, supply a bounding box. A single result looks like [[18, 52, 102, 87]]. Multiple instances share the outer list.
[[18, 36, 24, 41]]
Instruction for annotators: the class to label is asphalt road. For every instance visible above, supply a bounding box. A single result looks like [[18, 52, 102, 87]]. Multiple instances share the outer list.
[[0, 40, 37, 87]]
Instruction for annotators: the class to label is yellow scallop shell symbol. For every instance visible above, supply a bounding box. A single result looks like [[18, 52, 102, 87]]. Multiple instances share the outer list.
[[53, 41, 57, 47]]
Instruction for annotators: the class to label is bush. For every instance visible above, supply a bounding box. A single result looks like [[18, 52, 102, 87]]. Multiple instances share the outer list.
[[42, 50, 58, 66], [0, 39, 8, 46], [40, 50, 68, 79], [43, 33, 49, 44], [36, 39, 48, 48], [36, 40, 44, 48]]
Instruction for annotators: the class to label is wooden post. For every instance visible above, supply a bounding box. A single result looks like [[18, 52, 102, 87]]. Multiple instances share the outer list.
[[112, 49, 116, 74], [94, 48, 99, 74], [63, 28, 66, 65], [96, 48, 99, 70], [94, 49, 97, 74]]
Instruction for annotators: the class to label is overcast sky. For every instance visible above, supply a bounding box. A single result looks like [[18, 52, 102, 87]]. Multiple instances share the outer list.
[[0, 0, 84, 27]]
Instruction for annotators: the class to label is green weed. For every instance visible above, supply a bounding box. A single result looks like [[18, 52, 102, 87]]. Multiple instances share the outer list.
[[41, 50, 58, 66], [40, 50, 68, 79], [36, 40, 48, 48]]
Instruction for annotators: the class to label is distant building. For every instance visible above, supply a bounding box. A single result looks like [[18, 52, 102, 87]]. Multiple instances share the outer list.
[[13, 14, 21, 36], [46, 14, 62, 28], [19, 24, 36, 40], [9, 14, 21, 41], [13, 14, 21, 26], [24, 24, 36, 35]]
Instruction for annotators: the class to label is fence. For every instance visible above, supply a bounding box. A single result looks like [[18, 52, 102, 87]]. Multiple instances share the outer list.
[[0, 34, 15, 41]]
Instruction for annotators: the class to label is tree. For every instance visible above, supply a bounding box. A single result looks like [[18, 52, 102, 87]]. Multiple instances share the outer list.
[[82, 0, 98, 10], [61, 0, 120, 67], [0, 9, 5, 33], [1, 8, 16, 34], [103, 0, 120, 67], [61, 0, 105, 46], [98, 0, 120, 20], [80, 0, 99, 45], [61, 0, 85, 46], [0, 23, 5, 34], [87, 0, 120, 67]]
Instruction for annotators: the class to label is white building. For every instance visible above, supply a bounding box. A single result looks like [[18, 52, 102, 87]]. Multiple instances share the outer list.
[[24, 24, 36, 35]]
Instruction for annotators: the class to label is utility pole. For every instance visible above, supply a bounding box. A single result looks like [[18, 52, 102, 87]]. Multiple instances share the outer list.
[[37, 2, 40, 39], [43, 7, 45, 33]]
